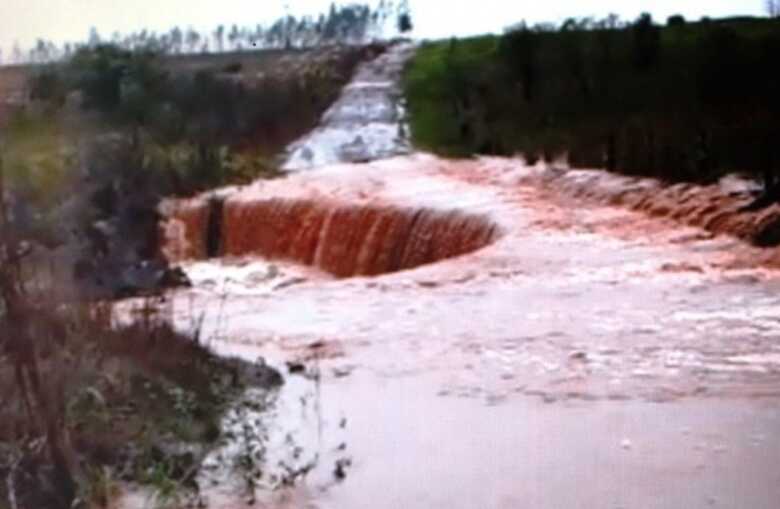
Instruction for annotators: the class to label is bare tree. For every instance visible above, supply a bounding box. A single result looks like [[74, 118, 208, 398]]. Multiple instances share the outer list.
[[186, 27, 201, 53], [170, 26, 183, 54], [214, 25, 225, 52], [11, 42, 23, 64], [769, 0, 780, 17], [228, 24, 241, 51]]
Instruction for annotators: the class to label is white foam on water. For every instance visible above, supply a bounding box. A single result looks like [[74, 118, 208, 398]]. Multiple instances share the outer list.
[[282, 44, 415, 171]]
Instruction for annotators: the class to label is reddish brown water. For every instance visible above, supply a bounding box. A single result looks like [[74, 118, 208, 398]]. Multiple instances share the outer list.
[[139, 155, 780, 509], [167, 198, 499, 277], [525, 167, 780, 264]]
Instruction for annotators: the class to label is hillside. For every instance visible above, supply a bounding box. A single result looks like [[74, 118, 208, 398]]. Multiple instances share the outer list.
[[0, 44, 385, 130]]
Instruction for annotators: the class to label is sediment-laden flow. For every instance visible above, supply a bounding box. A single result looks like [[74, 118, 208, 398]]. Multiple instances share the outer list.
[[163, 197, 500, 278], [525, 168, 780, 252], [147, 155, 780, 509], [281, 43, 415, 171]]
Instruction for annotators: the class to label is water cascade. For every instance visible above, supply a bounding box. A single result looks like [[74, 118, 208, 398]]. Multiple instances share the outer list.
[[164, 197, 500, 278], [281, 43, 416, 171], [525, 168, 780, 250]]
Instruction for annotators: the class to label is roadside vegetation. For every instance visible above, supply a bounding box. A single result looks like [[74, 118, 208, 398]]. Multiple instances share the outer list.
[[404, 15, 780, 196], [1, 40, 348, 507], [1, 120, 285, 508], [0, 301, 271, 509]]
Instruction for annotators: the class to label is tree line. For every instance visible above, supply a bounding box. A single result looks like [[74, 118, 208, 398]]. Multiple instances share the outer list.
[[404, 13, 780, 193], [0, 0, 413, 65]]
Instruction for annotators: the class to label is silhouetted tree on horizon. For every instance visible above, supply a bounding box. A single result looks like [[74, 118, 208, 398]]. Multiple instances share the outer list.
[[397, 0, 413, 34], [186, 27, 201, 53], [214, 25, 225, 52], [632, 13, 661, 70]]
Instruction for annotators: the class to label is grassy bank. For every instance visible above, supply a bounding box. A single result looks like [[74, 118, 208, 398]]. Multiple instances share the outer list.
[[0, 308, 281, 509], [403, 15, 780, 187]]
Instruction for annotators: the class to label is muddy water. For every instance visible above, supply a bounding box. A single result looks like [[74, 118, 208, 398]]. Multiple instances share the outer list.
[[525, 166, 780, 259], [169, 198, 499, 276], [156, 155, 780, 509], [281, 43, 414, 171]]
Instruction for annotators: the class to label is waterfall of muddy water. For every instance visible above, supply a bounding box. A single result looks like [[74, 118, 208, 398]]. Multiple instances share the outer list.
[[523, 167, 780, 257], [134, 155, 780, 509], [165, 197, 499, 277], [281, 43, 415, 171]]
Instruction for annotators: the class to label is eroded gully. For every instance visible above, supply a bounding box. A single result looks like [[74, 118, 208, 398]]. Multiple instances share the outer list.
[[148, 154, 780, 509], [123, 42, 780, 508]]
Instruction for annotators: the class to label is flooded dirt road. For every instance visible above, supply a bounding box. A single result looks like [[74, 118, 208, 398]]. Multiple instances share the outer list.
[[282, 43, 414, 171], [157, 155, 780, 509]]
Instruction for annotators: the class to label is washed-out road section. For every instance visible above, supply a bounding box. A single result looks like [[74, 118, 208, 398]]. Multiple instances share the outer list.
[[151, 154, 780, 509]]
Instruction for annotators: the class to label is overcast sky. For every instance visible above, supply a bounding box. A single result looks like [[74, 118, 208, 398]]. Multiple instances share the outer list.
[[0, 0, 766, 53]]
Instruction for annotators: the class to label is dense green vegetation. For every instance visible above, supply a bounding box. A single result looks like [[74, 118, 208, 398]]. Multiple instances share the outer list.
[[404, 15, 780, 188]]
